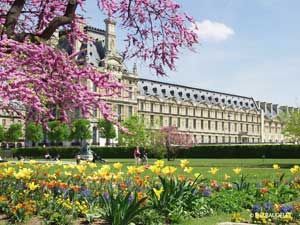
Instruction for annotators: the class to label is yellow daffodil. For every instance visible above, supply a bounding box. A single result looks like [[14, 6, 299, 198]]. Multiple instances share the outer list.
[[88, 163, 97, 168], [154, 160, 165, 168], [136, 166, 145, 174], [14, 168, 33, 180], [77, 165, 87, 173], [113, 162, 123, 170], [28, 182, 39, 191], [65, 171, 72, 176], [208, 167, 219, 175], [224, 174, 231, 180], [273, 164, 280, 170], [184, 167, 193, 174], [290, 167, 298, 174], [161, 166, 177, 175], [180, 159, 189, 168], [127, 166, 137, 175], [233, 168, 242, 175], [153, 187, 164, 200], [149, 165, 161, 175], [29, 160, 36, 165]]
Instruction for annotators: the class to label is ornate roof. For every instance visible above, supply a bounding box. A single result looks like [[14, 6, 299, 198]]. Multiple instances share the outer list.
[[138, 79, 258, 111]]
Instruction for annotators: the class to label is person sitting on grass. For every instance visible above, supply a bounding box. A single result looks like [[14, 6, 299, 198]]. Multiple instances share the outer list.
[[44, 152, 51, 160], [140, 148, 148, 165]]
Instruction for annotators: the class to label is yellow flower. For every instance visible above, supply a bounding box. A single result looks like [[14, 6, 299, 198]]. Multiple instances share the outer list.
[[233, 168, 241, 175], [29, 160, 36, 165], [149, 165, 161, 175], [290, 167, 298, 174], [273, 164, 280, 170], [180, 159, 189, 169], [113, 162, 123, 170], [194, 173, 203, 179], [65, 171, 72, 177], [294, 165, 299, 170], [77, 165, 86, 173], [16, 162, 24, 168], [89, 163, 97, 168], [161, 166, 177, 175], [28, 182, 39, 191], [154, 160, 165, 168], [56, 160, 63, 165], [184, 167, 193, 174], [224, 174, 231, 180], [14, 168, 33, 180], [127, 166, 137, 175], [136, 166, 145, 174], [153, 187, 164, 200], [4, 167, 15, 176], [208, 167, 219, 175]]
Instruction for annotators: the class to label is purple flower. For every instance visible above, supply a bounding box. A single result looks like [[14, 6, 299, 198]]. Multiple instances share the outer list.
[[264, 202, 273, 212], [102, 192, 110, 201], [252, 205, 261, 214], [125, 180, 132, 187], [81, 189, 91, 197], [202, 189, 211, 197], [280, 205, 293, 213], [192, 189, 199, 196], [128, 193, 134, 204]]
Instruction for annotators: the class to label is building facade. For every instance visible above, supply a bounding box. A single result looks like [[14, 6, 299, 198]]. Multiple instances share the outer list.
[[0, 19, 297, 145]]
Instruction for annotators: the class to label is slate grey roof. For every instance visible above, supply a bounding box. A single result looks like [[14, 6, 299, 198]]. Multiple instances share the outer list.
[[138, 79, 258, 111]]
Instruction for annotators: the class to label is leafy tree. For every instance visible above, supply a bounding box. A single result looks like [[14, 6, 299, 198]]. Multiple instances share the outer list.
[[47, 121, 70, 145], [118, 116, 149, 147], [0, 0, 197, 125], [70, 119, 91, 146], [98, 119, 116, 146], [0, 125, 4, 142], [280, 111, 300, 142], [25, 122, 43, 146], [5, 123, 23, 143]]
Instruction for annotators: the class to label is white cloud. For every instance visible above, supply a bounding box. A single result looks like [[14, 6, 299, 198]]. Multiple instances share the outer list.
[[194, 20, 235, 42]]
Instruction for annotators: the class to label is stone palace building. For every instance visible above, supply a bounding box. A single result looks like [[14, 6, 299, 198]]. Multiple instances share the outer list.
[[0, 19, 298, 146]]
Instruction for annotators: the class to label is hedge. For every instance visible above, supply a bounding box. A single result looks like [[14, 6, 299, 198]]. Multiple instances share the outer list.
[[1, 144, 300, 159], [176, 144, 300, 159]]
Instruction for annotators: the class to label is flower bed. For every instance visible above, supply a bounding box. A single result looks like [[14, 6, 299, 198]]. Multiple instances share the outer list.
[[0, 161, 299, 225]]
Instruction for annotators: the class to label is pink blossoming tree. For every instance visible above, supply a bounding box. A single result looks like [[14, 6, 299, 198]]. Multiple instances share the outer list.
[[0, 0, 198, 124]]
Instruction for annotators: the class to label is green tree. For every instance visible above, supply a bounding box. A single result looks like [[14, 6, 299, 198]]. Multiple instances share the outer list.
[[280, 111, 300, 142], [0, 125, 4, 143], [98, 119, 116, 146], [118, 116, 149, 147], [5, 124, 23, 144], [70, 119, 91, 146], [25, 122, 43, 146], [47, 121, 70, 145]]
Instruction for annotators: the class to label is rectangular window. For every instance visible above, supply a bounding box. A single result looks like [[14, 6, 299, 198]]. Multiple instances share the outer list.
[[208, 120, 211, 130], [222, 122, 224, 130], [177, 107, 180, 115], [208, 136, 211, 143], [201, 109, 203, 117], [169, 106, 172, 114], [128, 106, 133, 118], [222, 112, 224, 119], [193, 108, 196, 116], [150, 115, 154, 126], [240, 114, 243, 121], [186, 107, 188, 115], [177, 117, 181, 128], [128, 87, 133, 99], [185, 118, 189, 128], [222, 136, 225, 143], [208, 111, 210, 118], [216, 136, 218, 143], [193, 119, 196, 129], [201, 135, 204, 143], [201, 120, 204, 129], [151, 103, 154, 112], [117, 105, 123, 121], [240, 124, 243, 131], [235, 123, 237, 132], [93, 83, 97, 92], [215, 121, 218, 130], [160, 104, 163, 113], [215, 111, 218, 119], [93, 108, 97, 117], [160, 116, 163, 126], [169, 117, 172, 126], [141, 102, 144, 111], [228, 122, 231, 132]]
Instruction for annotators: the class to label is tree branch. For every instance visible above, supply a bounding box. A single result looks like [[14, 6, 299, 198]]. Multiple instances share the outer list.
[[39, 0, 78, 40], [4, 0, 26, 37]]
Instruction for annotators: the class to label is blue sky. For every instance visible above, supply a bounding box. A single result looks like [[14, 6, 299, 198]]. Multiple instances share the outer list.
[[85, 0, 300, 106]]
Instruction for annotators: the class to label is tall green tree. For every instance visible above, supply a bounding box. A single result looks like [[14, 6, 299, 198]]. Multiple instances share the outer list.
[[5, 124, 23, 144], [98, 119, 116, 146], [0, 125, 4, 143], [118, 116, 149, 147], [47, 121, 70, 145], [70, 119, 92, 146], [25, 122, 43, 146], [281, 111, 300, 142]]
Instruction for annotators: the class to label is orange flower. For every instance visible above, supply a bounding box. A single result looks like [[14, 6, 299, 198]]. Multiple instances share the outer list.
[[119, 183, 127, 190], [178, 174, 185, 182], [260, 187, 268, 194], [59, 182, 68, 189], [72, 185, 81, 192], [0, 196, 8, 202]]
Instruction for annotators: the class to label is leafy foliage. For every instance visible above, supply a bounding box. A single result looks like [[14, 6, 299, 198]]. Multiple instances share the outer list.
[[0, 125, 4, 142], [25, 122, 43, 145], [280, 111, 300, 142], [69, 119, 92, 145], [98, 119, 116, 146], [4, 123, 22, 142], [47, 121, 70, 144]]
